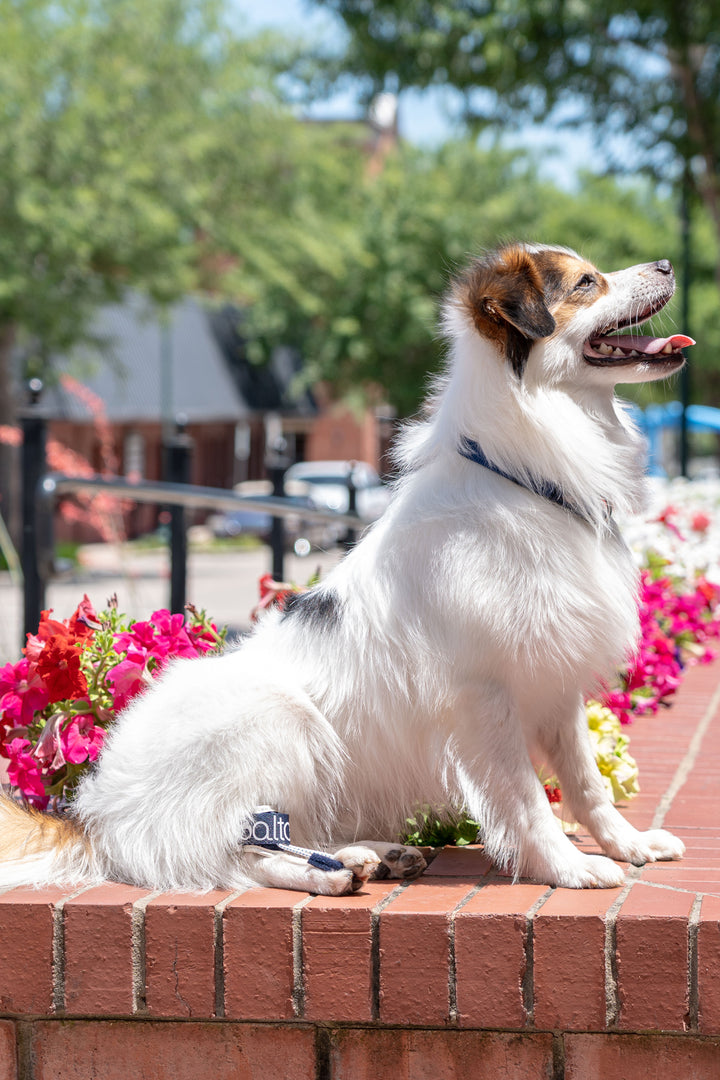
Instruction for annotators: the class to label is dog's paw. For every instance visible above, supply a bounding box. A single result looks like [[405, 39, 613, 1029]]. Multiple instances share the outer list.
[[603, 828, 685, 866], [311, 867, 356, 896], [372, 845, 427, 882], [550, 853, 626, 890], [332, 846, 382, 892]]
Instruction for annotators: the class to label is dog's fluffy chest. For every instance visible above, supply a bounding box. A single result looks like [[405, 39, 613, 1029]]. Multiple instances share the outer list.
[[366, 496, 641, 697]]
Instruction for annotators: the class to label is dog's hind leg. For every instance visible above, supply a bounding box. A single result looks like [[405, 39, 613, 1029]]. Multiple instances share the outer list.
[[543, 699, 685, 866]]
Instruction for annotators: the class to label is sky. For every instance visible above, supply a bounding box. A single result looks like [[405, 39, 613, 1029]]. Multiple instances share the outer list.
[[232, 0, 597, 187]]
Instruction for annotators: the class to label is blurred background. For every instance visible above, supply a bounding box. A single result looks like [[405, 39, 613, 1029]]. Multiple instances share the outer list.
[[1, 0, 720, 650]]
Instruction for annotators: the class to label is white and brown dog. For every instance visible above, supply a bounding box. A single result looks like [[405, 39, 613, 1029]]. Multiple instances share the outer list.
[[0, 243, 693, 894]]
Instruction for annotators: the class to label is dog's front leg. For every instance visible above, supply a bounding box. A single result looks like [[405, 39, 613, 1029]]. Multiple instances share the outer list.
[[333, 841, 427, 881], [454, 691, 627, 888], [243, 847, 382, 896], [543, 698, 685, 866]]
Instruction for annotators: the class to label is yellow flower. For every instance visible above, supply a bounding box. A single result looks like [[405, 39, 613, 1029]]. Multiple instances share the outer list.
[[585, 701, 640, 803]]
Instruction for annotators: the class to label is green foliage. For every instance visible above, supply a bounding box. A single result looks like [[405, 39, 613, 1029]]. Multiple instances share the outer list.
[[304, 0, 720, 410], [402, 806, 482, 848], [244, 134, 710, 414], [310, 0, 720, 181], [0, 0, 297, 367]]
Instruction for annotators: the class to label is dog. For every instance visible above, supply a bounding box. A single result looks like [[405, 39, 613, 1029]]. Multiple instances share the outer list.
[[0, 242, 691, 896]]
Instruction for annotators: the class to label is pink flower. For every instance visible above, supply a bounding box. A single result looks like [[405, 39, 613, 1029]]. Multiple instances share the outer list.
[[34, 715, 67, 771], [691, 512, 711, 533], [106, 647, 148, 711], [602, 690, 633, 725], [59, 715, 105, 764], [149, 609, 199, 659], [6, 738, 47, 803], [0, 659, 50, 731], [113, 620, 168, 660]]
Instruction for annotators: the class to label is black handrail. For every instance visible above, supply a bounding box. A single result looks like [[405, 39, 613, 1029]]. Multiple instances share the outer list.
[[18, 389, 362, 646]]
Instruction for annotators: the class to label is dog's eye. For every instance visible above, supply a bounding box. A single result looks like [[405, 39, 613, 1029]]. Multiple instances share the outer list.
[[574, 274, 596, 291]]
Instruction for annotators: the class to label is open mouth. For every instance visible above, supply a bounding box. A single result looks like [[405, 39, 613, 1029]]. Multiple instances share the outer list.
[[583, 306, 694, 367]]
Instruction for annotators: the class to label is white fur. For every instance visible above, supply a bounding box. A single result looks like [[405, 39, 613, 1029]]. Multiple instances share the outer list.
[[0, 244, 686, 894]]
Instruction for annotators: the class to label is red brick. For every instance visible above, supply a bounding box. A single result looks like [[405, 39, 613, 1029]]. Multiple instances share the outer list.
[[63, 884, 151, 1015], [223, 888, 298, 1020], [378, 879, 476, 1025], [303, 881, 398, 1022], [698, 894, 720, 1035], [144, 890, 230, 1018], [28, 1020, 316, 1080], [0, 1021, 16, 1080], [0, 887, 69, 1014], [424, 845, 494, 877], [615, 884, 694, 1031], [564, 1033, 720, 1079], [329, 1028, 554, 1080], [533, 887, 622, 1031], [454, 883, 549, 1029]]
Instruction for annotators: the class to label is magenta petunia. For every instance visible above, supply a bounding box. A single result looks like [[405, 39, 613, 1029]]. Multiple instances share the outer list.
[[6, 737, 47, 802], [0, 659, 50, 728], [60, 715, 105, 765], [106, 648, 148, 711]]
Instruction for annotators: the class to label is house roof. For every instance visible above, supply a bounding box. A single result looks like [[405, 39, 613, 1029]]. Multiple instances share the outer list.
[[45, 293, 249, 425], [208, 305, 316, 416]]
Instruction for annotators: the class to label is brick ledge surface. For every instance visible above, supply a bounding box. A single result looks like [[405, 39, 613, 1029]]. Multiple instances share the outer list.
[[2, 661, 720, 1078]]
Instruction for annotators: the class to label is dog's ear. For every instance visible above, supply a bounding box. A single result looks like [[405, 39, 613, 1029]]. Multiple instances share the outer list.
[[458, 247, 556, 377]]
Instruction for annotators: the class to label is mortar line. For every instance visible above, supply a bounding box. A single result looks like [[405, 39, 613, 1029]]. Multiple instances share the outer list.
[[604, 873, 639, 1029], [447, 879, 498, 1023], [212, 889, 243, 1019], [370, 882, 409, 1021], [131, 889, 163, 1015], [51, 884, 97, 1014], [291, 894, 315, 1019], [687, 893, 702, 1030], [522, 887, 555, 1027], [651, 681, 720, 830]]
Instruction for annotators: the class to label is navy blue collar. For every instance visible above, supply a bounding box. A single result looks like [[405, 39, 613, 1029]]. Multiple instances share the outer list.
[[458, 437, 608, 525]]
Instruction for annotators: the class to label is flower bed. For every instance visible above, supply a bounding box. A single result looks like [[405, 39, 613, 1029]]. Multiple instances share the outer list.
[[0, 598, 224, 807]]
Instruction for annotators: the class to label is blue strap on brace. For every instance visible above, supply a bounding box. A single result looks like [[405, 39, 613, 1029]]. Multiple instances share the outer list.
[[240, 809, 344, 873]]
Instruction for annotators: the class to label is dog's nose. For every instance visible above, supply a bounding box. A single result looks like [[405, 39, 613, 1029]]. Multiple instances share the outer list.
[[654, 259, 673, 275]]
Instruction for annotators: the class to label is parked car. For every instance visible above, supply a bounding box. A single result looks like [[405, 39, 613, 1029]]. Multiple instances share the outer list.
[[283, 460, 391, 523], [206, 480, 339, 553]]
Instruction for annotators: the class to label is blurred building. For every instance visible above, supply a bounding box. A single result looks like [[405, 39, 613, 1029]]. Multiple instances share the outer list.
[[41, 293, 390, 542]]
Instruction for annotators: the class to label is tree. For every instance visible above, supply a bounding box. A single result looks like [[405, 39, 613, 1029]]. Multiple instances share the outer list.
[[0, 0, 297, 534], [309, 1, 720, 199], [245, 134, 692, 415], [307, 0, 720, 402]]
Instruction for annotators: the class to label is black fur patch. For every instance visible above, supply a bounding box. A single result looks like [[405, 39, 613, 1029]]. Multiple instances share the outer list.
[[282, 587, 343, 630]]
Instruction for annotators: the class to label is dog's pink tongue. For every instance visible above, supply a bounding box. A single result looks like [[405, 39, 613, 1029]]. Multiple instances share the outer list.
[[590, 334, 695, 356]]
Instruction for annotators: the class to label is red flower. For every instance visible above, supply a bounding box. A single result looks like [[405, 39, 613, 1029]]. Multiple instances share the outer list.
[[67, 595, 101, 639], [36, 638, 88, 702]]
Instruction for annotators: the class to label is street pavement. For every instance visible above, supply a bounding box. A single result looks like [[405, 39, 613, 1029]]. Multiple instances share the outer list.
[[0, 542, 343, 662]]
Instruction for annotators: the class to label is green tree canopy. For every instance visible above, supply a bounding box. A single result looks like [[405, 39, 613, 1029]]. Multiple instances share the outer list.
[[245, 135, 706, 416], [0, 0, 297, 527], [309, 2, 720, 267]]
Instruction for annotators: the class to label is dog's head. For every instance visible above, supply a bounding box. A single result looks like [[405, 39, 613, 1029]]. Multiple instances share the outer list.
[[449, 243, 693, 384]]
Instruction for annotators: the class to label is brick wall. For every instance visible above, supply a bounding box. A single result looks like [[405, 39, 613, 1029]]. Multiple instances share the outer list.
[[2, 661, 720, 1079]]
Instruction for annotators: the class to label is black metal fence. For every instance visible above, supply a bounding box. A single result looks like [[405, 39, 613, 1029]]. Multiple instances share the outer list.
[[17, 386, 362, 645]]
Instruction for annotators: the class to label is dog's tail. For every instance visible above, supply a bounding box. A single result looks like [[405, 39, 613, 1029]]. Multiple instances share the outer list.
[[0, 792, 94, 890]]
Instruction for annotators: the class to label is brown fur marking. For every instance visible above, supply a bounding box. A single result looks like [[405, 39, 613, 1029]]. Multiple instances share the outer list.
[[0, 793, 87, 862], [453, 245, 610, 370]]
